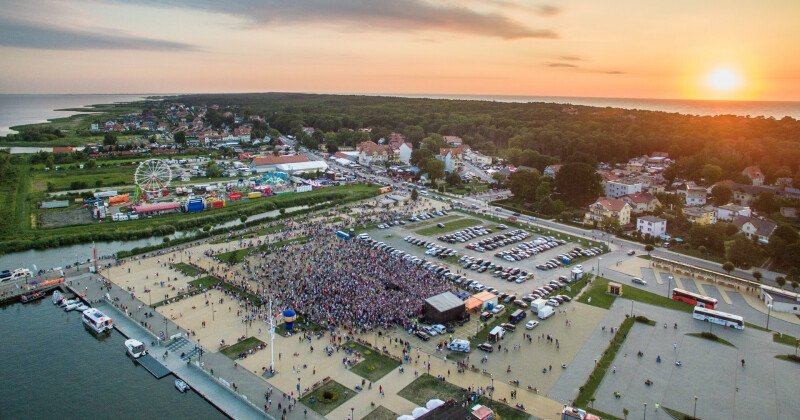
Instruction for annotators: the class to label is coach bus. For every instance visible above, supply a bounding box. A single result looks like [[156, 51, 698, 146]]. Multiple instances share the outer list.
[[671, 288, 718, 309], [692, 307, 744, 330]]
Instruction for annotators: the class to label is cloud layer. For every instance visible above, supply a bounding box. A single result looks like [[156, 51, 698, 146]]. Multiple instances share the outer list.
[[116, 0, 558, 39], [0, 17, 196, 50]]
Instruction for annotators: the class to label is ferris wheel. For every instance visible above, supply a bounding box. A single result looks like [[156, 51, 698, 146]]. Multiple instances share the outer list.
[[134, 159, 172, 194]]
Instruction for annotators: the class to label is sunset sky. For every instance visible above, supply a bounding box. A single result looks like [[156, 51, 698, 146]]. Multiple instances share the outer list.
[[1, 0, 799, 100]]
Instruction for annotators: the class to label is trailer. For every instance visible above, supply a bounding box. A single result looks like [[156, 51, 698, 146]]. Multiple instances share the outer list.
[[248, 192, 262, 199]]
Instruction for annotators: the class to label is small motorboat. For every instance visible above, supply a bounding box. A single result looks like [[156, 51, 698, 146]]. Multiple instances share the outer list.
[[75, 303, 90, 312], [64, 302, 80, 311], [51, 290, 62, 304], [175, 379, 190, 393], [60, 299, 78, 308], [125, 339, 147, 359], [20, 291, 46, 303]]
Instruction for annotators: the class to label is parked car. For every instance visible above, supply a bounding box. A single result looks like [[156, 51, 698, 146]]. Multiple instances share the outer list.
[[477, 342, 494, 352], [415, 331, 431, 341], [632, 277, 647, 285], [525, 320, 540, 330]]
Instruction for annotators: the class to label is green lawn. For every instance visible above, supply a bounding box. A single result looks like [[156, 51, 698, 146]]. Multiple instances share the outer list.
[[218, 281, 262, 306], [215, 248, 250, 264], [300, 380, 355, 416], [398, 374, 528, 420], [775, 354, 800, 364], [686, 332, 735, 347], [363, 406, 397, 420], [275, 313, 322, 336], [662, 406, 700, 420], [575, 317, 635, 408], [345, 341, 401, 382], [174, 262, 204, 277], [31, 165, 135, 192], [416, 218, 482, 235], [773, 332, 799, 347], [220, 336, 265, 359], [189, 275, 221, 289], [561, 276, 591, 299], [404, 214, 461, 229], [577, 277, 618, 309]]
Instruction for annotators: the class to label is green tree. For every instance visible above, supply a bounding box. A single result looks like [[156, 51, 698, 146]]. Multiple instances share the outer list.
[[45, 154, 55, 169], [426, 159, 445, 183], [752, 270, 763, 282], [103, 132, 117, 146], [725, 234, 762, 268], [753, 192, 778, 214], [174, 131, 186, 145], [710, 184, 733, 206], [326, 139, 339, 154], [420, 134, 447, 155], [701, 164, 723, 184], [554, 162, 601, 207], [645, 244, 654, 255], [85, 159, 97, 169], [410, 188, 419, 201], [507, 169, 540, 202], [623, 408, 629, 420], [445, 171, 462, 187], [776, 276, 786, 289], [205, 161, 223, 178], [722, 261, 735, 274], [410, 148, 434, 168], [792, 281, 799, 292]]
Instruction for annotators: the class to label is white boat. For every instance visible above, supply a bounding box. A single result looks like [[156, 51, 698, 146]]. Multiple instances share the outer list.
[[51, 290, 62, 304], [175, 379, 190, 393], [75, 303, 90, 312], [64, 302, 80, 312], [125, 338, 147, 359], [60, 299, 78, 308], [82, 308, 114, 334]]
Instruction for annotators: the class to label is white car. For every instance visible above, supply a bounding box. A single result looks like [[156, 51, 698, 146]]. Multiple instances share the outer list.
[[491, 304, 505, 314], [525, 320, 540, 330]]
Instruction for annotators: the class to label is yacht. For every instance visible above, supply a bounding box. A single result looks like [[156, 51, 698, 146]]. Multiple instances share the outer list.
[[51, 290, 62, 305], [82, 308, 113, 334], [64, 302, 80, 312], [125, 339, 147, 359], [175, 379, 190, 393], [60, 299, 78, 308]]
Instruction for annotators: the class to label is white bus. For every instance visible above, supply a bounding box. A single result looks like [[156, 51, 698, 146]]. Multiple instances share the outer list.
[[692, 307, 744, 330]]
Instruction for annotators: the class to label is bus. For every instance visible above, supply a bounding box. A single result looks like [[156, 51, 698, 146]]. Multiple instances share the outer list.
[[671, 288, 718, 309], [692, 307, 744, 330]]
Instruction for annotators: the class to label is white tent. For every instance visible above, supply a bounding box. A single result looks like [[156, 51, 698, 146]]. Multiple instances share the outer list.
[[426, 399, 445, 410], [397, 415, 415, 420], [411, 407, 430, 418]]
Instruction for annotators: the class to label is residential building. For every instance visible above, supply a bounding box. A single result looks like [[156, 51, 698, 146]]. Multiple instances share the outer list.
[[717, 181, 778, 206], [732, 215, 777, 243], [397, 142, 413, 164], [543, 164, 562, 178], [683, 206, 716, 225], [715, 204, 752, 221], [443, 135, 463, 146], [584, 197, 631, 226], [685, 186, 708, 206], [357, 141, 391, 166], [622, 192, 661, 214], [741, 166, 765, 186], [603, 179, 643, 198], [637, 216, 667, 238], [437, 145, 469, 173]]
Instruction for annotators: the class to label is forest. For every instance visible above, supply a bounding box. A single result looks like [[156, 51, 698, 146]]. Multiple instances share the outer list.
[[175, 93, 800, 183]]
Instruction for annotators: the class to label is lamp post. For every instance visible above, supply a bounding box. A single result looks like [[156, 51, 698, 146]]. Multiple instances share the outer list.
[[667, 276, 673, 298], [350, 407, 354, 420], [164, 317, 168, 339], [643, 403, 647, 420], [597, 257, 602, 279], [766, 304, 773, 330], [693, 396, 698, 419], [490, 376, 494, 400]]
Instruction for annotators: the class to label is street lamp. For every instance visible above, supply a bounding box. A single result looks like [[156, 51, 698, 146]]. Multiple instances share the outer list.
[[597, 257, 602, 279], [350, 407, 354, 420], [667, 276, 673, 298], [643, 403, 647, 420], [693, 396, 698, 419], [766, 304, 773, 330]]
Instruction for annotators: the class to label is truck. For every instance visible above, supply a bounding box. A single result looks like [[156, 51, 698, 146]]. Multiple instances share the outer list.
[[537, 305, 555, 320], [446, 339, 471, 353], [509, 309, 527, 324], [531, 298, 548, 313], [488, 326, 505, 342]]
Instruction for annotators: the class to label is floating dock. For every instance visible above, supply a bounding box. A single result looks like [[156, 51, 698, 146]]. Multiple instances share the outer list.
[[137, 354, 171, 379]]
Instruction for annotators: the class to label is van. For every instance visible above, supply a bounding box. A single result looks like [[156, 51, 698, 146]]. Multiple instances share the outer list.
[[537, 305, 555, 320], [447, 339, 471, 353], [509, 309, 527, 324]]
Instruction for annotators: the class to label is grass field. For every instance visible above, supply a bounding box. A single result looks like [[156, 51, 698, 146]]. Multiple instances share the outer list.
[[363, 406, 397, 420], [345, 341, 401, 382], [189, 276, 220, 289], [398, 374, 529, 420], [579, 277, 695, 313], [174, 262, 204, 277], [31, 165, 136, 192], [416, 217, 482, 235], [220, 336, 265, 359], [775, 354, 800, 364], [300, 380, 355, 416], [686, 332, 735, 347], [215, 248, 250, 264], [773, 332, 799, 347], [577, 277, 618, 309]]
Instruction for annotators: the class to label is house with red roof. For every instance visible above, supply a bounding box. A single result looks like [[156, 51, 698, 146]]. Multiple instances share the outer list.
[[251, 154, 309, 173], [741, 166, 765, 186], [622, 192, 661, 214], [357, 141, 391, 166], [584, 197, 631, 226], [443, 135, 463, 146]]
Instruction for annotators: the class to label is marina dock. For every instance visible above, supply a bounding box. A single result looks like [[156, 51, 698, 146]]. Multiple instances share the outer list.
[[136, 354, 171, 379]]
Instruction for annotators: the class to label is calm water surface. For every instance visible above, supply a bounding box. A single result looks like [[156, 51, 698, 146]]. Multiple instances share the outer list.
[[0, 300, 225, 419]]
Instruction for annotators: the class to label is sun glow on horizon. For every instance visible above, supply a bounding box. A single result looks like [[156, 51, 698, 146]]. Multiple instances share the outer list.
[[706, 67, 743, 93]]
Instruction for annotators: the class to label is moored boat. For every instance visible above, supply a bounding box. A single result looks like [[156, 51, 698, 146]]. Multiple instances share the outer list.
[[75, 303, 90, 312], [51, 290, 62, 304], [64, 302, 80, 311], [125, 339, 147, 359], [82, 308, 113, 334], [175, 379, 190, 393], [20, 291, 46, 303]]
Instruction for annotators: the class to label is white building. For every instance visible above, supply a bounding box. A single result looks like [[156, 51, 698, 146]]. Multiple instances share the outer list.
[[715, 204, 751, 221], [760, 285, 800, 315], [398, 142, 413, 165], [636, 216, 667, 238], [275, 160, 329, 175], [604, 179, 643, 198], [685, 186, 708, 206]]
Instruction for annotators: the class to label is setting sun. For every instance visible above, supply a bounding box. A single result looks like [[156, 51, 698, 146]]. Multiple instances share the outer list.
[[706, 67, 742, 93]]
